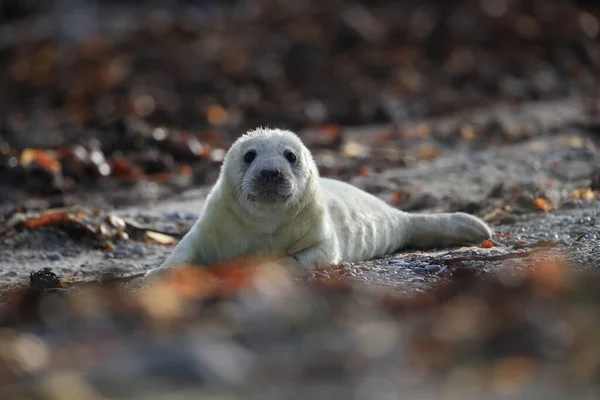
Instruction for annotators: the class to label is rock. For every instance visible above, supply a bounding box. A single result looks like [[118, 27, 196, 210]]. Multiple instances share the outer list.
[[166, 212, 185, 220], [113, 251, 127, 258], [132, 245, 146, 256], [425, 264, 441, 273], [46, 252, 62, 261], [413, 267, 428, 274], [487, 182, 505, 199], [390, 261, 407, 268], [30, 267, 62, 290]]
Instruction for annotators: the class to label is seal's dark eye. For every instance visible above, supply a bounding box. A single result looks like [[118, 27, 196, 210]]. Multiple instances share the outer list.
[[284, 150, 297, 164], [244, 150, 256, 164]]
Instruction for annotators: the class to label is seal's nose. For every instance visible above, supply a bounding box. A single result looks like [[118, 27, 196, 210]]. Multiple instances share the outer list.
[[260, 169, 282, 180]]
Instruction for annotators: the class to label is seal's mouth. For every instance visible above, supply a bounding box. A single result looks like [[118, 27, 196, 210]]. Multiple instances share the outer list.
[[247, 191, 292, 204], [246, 179, 293, 204]]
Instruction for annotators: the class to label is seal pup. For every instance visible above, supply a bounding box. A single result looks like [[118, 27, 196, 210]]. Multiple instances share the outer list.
[[144, 128, 491, 281]]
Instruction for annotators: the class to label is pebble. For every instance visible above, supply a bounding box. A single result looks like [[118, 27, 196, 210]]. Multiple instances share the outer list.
[[133, 245, 146, 256], [413, 267, 428, 274], [166, 211, 185, 220], [390, 261, 407, 268], [45, 252, 62, 261], [158, 223, 177, 232], [425, 264, 441, 273], [364, 272, 380, 279], [469, 261, 485, 269], [408, 277, 426, 283], [113, 251, 128, 258]]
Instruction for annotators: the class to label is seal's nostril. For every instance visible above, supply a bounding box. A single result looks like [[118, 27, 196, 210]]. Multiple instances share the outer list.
[[260, 169, 281, 179]]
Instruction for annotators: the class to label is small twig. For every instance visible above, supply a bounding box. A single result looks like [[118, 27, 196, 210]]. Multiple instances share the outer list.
[[442, 247, 552, 267], [61, 272, 146, 288], [123, 218, 185, 239]]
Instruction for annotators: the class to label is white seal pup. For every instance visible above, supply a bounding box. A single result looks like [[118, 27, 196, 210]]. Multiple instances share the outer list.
[[144, 128, 491, 281]]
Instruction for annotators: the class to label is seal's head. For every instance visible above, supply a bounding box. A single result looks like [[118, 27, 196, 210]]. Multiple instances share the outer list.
[[220, 128, 318, 211]]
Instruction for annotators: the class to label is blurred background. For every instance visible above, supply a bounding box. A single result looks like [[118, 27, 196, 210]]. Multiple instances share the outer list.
[[1, 0, 599, 207]]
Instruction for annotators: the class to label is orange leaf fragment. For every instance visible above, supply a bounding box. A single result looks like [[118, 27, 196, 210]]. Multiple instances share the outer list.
[[20, 149, 62, 173], [358, 166, 370, 176], [377, 130, 392, 143], [418, 144, 439, 160], [480, 239, 494, 249], [206, 104, 227, 126], [24, 212, 71, 229], [495, 233, 512, 238], [149, 172, 173, 183], [112, 156, 144, 182], [393, 191, 404, 205], [178, 165, 193, 177], [147, 256, 288, 302], [525, 258, 567, 295], [533, 197, 554, 212], [570, 188, 595, 200], [320, 124, 342, 141]]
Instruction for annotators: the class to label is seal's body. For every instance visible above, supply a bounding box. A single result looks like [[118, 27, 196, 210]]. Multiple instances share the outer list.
[[145, 128, 491, 280]]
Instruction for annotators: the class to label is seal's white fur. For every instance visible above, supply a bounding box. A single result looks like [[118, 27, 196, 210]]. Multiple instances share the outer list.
[[145, 128, 491, 280]]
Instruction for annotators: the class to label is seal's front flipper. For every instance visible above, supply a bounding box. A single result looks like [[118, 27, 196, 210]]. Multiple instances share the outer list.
[[285, 241, 340, 270]]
